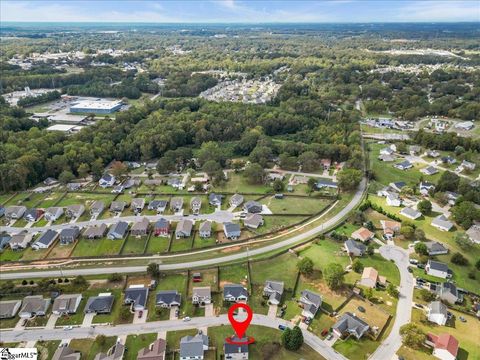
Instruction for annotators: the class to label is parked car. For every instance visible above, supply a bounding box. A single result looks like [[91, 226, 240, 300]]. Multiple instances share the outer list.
[[278, 325, 287, 331], [408, 267, 413, 273], [138, 310, 143, 318], [321, 329, 328, 337], [175, 309, 179, 317], [64, 326, 73, 331], [358, 306, 366, 313], [459, 316, 466, 322], [183, 317, 191, 322], [326, 334, 334, 341]]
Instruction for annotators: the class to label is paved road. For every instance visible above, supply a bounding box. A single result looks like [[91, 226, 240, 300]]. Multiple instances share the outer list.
[[370, 245, 414, 360], [1, 179, 366, 279], [2, 314, 347, 360]]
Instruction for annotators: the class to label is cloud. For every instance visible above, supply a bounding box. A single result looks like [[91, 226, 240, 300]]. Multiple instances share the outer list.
[[394, 1, 480, 22]]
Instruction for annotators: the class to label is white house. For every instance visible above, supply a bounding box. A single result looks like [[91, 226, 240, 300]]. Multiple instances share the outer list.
[[400, 207, 421, 220], [99, 174, 116, 188], [427, 301, 448, 326], [431, 215, 454, 232], [426, 260, 451, 279], [386, 192, 401, 207]]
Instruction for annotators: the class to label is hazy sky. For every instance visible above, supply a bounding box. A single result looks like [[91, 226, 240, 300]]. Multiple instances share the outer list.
[[1, 1, 479, 23]]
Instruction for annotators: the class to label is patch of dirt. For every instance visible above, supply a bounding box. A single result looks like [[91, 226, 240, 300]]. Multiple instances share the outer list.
[[221, 246, 241, 253]]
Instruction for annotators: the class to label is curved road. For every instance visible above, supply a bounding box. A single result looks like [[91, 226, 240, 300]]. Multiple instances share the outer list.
[[1, 314, 347, 360], [1, 179, 366, 280]]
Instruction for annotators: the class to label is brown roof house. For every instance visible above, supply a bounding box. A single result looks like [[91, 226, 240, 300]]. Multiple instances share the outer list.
[[94, 341, 125, 360], [137, 338, 166, 360], [359, 267, 386, 289], [131, 218, 150, 237], [83, 224, 108, 239], [351, 227, 374, 243], [51, 346, 81, 360]]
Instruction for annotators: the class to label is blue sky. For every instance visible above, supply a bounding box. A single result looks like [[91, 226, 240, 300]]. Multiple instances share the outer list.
[[1, 1, 479, 23]]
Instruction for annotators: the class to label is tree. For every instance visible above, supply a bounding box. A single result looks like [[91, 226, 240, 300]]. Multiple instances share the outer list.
[[108, 273, 123, 282], [282, 326, 303, 351], [307, 178, 317, 192], [58, 170, 74, 184], [387, 283, 399, 298], [281, 328, 292, 348], [272, 179, 285, 192], [452, 201, 480, 229], [110, 161, 128, 178], [72, 275, 87, 287], [248, 146, 272, 168], [337, 168, 362, 191], [400, 225, 415, 240], [77, 163, 90, 179], [119, 306, 131, 321], [414, 242, 428, 256], [451, 252, 469, 266], [352, 259, 364, 273], [476, 259, 480, 271], [156, 157, 175, 174], [436, 171, 460, 192], [366, 244, 375, 256], [297, 257, 314, 276], [244, 163, 264, 185], [417, 200, 432, 215], [324, 263, 344, 289], [363, 287, 374, 300], [298, 151, 318, 172], [454, 232, 471, 250], [414, 228, 426, 242], [400, 323, 426, 349], [419, 289, 436, 302], [147, 262, 160, 278]]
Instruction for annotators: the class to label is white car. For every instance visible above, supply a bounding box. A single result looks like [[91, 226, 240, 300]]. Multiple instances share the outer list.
[[64, 326, 73, 330], [183, 317, 191, 322]]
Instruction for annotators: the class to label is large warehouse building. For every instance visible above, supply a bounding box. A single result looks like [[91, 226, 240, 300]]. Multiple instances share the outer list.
[[70, 99, 122, 114]]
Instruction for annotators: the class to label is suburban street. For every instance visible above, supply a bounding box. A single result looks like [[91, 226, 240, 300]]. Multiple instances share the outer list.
[[0, 179, 366, 279], [370, 245, 414, 360], [1, 314, 347, 360]]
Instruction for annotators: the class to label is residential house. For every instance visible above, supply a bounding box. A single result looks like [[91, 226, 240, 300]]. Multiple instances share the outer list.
[[19, 295, 50, 318], [44, 177, 58, 186], [148, 200, 168, 213], [455, 121, 474, 131], [292, 175, 308, 185], [131, 218, 150, 236], [299, 290, 322, 319], [380, 147, 394, 156], [32, 229, 59, 250], [154, 218, 170, 237], [230, 194, 244, 208], [426, 260, 452, 279], [109, 201, 126, 214], [431, 215, 453, 232], [170, 197, 184, 212], [409, 145, 422, 155], [156, 290, 181, 308], [437, 282, 463, 305], [223, 284, 248, 302], [0, 300, 22, 319], [144, 179, 162, 186], [262, 280, 284, 305], [426, 150, 440, 158], [426, 241, 448, 256], [426, 333, 459, 360], [344, 239, 366, 257], [4, 206, 27, 220], [67, 182, 82, 191], [386, 192, 401, 207], [167, 178, 183, 189], [137, 339, 166, 360], [224, 337, 249, 360], [208, 193, 223, 207], [461, 160, 476, 171], [316, 179, 338, 190], [131, 198, 145, 214], [389, 181, 406, 192], [243, 214, 264, 229], [45, 207, 64, 222], [180, 332, 209, 360], [66, 204, 84, 219], [90, 201, 105, 216], [351, 227, 374, 243], [466, 224, 480, 244], [332, 312, 370, 340], [199, 221, 212, 238], [421, 166, 439, 176], [380, 220, 401, 240], [52, 294, 82, 315], [244, 200, 262, 214], [360, 267, 386, 289], [107, 221, 129, 240], [394, 160, 413, 170], [175, 219, 193, 239], [427, 301, 448, 326], [99, 174, 116, 188], [267, 172, 285, 182], [378, 154, 396, 162], [94, 342, 125, 360], [192, 287, 211, 305], [445, 192, 459, 206], [420, 181, 436, 196], [9, 232, 32, 250], [321, 158, 332, 170], [223, 222, 241, 240], [0, 233, 11, 250], [0, 206, 4, 218], [51, 346, 81, 360], [124, 286, 149, 311], [60, 227, 80, 245], [400, 207, 421, 220], [85, 293, 115, 314], [83, 224, 108, 239], [190, 197, 202, 214], [24, 208, 44, 222], [441, 156, 456, 165]]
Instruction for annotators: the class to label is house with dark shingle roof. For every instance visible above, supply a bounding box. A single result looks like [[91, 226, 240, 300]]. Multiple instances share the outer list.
[[24, 208, 44, 222], [131, 218, 150, 236], [4, 206, 27, 220], [316, 179, 338, 190], [224, 337, 249, 360], [0, 300, 22, 319], [60, 227, 80, 245], [426, 260, 452, 279], [425, 241, 448, 256], [437, 282, 463, 305], [85, 293, 115, 314], [223, 222, 241, 240], [9, 232, 32, 250], [90, 201, 105, 216], [263, 280, 284, 305], [107, 221, 129, 240], [243, 214, 263, 229], [32, 229, 58, 250], [109, 201, 126, 214], [344, 239, 366, 257], [19, 296, 50, 318], [332, 312, 370, 339], [155, 290, 181, 308], [223, 284, 248, 302], [154, 218, 170, 237], [124, 286, 149, 311], [148, 200, 168, 213], [199, 221, 212, 238], [400, 207, 421, 220], [244, 200, 262, 214], [137, 339, 166, 360], [0, 233, 11, 250], [208, 193, 223, 207], [99, 174, 115, 188], [299, 290, 322, 319]]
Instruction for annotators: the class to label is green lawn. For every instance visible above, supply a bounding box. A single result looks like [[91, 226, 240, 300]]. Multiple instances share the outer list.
[[333, 336, 381, 360], [252, 216, 308, 235], [36, 340, 61, 360], [72, 238, 123, 257], [0, 315, 20, 329], [56, 193, 115, 207], [4, 192, 32, 206], [298, 240, 350, 273], [219, 263, 249, 286], [121, 235, 148, 255], [124, 333, 157, 360], [250, 252, 299, 290], [145, 236, 170, 254], [260, 196, 331, 215], [69, 336, 117, 360], [170, 237, 193, 252], [193, 234, 218, 248], [36, 192, 66, 208], [213, 173, 273, 194], [0, 249, 24, 262]]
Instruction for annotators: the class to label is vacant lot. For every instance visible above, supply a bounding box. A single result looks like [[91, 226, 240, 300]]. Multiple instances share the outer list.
[[261, 196, 331, 215], [298, 240, 350, 273], [69, 336, 117, 360], [72, 238, 123, 257], [250, 252, 299, 290], [121, 235, 148, 255]]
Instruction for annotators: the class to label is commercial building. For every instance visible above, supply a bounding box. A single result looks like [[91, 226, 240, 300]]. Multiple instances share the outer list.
[[70, 100, 122, 114]]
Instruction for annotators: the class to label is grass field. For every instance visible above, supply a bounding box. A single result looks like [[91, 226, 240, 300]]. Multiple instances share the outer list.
[[260, 196, 331, 215], [121, 235, 148, 255], [250, 252, 299, 290], [170, 237, 193, 252], [298, 240, 351, 273], [124, 333, 157, 360], [145, 235, 170, 254], [0, 249, 24, 262], [36, 340, 61, 360], [69, 336, 117, 360], [219, 263, 248, 286], [213, 173, 273, 194], [252, 216, 308, 235], [72, 238, 123, 257]]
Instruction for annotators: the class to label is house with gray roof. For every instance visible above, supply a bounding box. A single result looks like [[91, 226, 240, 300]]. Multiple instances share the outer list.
[[175, 219, 193, 239], [332, 312, 370, 339], [431, 215, 454, 232], [426, 241, 448, 256], [426, 260, 452, 279], [192, 287, 211, 305], [224, 337, 249, 359], [344, 239, 366, 257], [421, 166, 438, 176], [148, 200, 168, 213], [124, 286, 149, 311], [400, 207, 421, 220], [229, 194, 244, 208], [32, 229, 58, 250], [4, 206, 27, 220], [170, 197, 184, 212], [208, 193, 223, 207], [94, 341, 124, 360], [0, 206, 4, 218], [109, 201, 126, 214], [85, 293, 115, 314], [45, 207, 64, 222], [156, 290, 181, 308], [437, 282, 463, 305], [223, 222, 241, 240], [244, 200, 262, 214], [180, 332, 209, 360], [66, 204, 84, 219], [52, 294, 82, 315], [67, 182, 82, 191], [83, 223, 108, 239], [107, 221, 129, 240], [394, 160, 413, 170], [131, 198, 145, 214], [60, 227, 80, 245], [9, 232, 32, 250], [244, 214, 263, 229], [190, 197, 202, 214], [131, 217, 150, 236], [427, 301, 448, 326], [466, 224, 480, 244], [299, 290, 322, 319], [19, 295, 50, 318], [24, 208, 44, 222], [0, 233, 11, 250], [199, 221, 212, 238], [99, 174, 115, 188], [0, 300, 22, 319], [316, 179, 338, 190], [223, 284, 248, 302], [263, 280, 284, 305], [90, 201, 104, 216], [51, 346, 81, 360]]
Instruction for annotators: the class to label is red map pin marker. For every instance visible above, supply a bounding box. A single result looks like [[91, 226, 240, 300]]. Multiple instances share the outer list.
[[228, 303, 253, 339]]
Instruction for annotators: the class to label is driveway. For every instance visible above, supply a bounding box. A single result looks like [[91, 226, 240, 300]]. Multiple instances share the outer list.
[[81, 313, 95, 327], [169, 307, 178, 320], [267, 304, 278, 319], [133, 310, 147, 324], [45, 314, 59, 329], [204, 304, 214, 317]]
